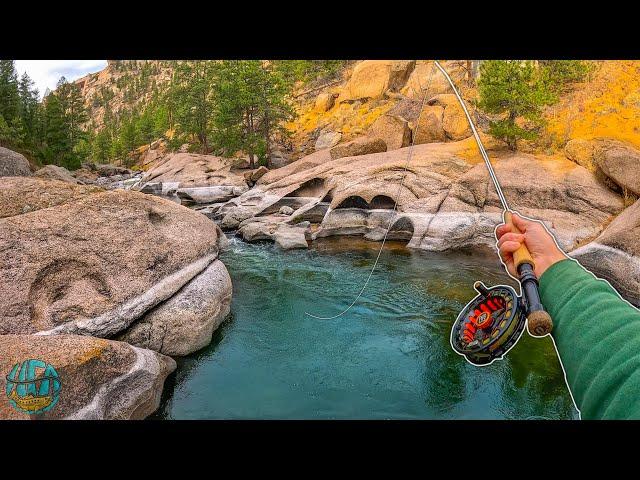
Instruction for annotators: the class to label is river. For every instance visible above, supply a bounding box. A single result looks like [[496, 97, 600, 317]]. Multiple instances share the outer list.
[[151, 236, 578, 419]]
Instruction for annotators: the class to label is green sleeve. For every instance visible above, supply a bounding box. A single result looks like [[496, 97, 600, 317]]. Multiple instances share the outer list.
[[539, 258, 640, 419]]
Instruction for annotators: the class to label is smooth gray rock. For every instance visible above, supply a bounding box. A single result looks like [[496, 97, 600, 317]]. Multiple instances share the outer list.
[[117, 259, 232, 356], [595, 141, 640, 195], [177, 185, 248, 204], [315, 131, 342, 151], [571, 198, 640, 306], [34, 165, 80, 184], [0, 334, 175, 420], [66, 345, 176, 419], [0, 147, 31, 177], [274, 223, 309, 250]]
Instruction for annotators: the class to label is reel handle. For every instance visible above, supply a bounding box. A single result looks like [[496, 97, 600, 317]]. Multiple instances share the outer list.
[[503, 211, 553, 337]]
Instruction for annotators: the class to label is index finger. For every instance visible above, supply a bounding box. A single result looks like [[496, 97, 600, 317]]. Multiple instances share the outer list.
[[495, 223, 512, 239]]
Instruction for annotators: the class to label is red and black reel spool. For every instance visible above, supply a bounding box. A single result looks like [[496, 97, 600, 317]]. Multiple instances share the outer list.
[[450, 281, 527, 365]]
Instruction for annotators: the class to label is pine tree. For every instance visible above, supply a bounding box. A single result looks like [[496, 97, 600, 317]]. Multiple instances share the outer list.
[[477, 60, 553, 151], [18, 73, 41, 151], [91, 129, 111, 164], [136, 109, 155, 148], [43, 93, 71, 166], [0, 60, 20, 124], [172, 61, 217, 152], [212, 60, 294, 168], [56, 77, 88, 149], [120, 115, 137, 153], [0, 61, 23, 149]]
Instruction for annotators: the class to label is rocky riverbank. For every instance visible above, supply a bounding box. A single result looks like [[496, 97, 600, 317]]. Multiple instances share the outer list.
[[0, 150, 232, 418], [129, 132, 639, 310]]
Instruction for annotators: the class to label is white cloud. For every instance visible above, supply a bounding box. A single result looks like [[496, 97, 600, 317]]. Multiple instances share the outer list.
[[14, 60, 107, 98]]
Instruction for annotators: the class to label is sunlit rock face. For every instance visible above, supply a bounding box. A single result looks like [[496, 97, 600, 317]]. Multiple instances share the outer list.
[[220, 138, 623, 256]]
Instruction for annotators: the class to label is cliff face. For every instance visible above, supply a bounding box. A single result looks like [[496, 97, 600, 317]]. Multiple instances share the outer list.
[[71, 60, 640, 171], [70, 60, 473, 165], [73, 60, 172, 129]]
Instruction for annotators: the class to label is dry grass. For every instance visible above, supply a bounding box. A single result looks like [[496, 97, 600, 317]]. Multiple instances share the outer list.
[[545, 61, 640, 149]]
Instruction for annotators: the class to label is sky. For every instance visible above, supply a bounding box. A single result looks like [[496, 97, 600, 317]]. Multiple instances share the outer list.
[[14, 60, 108, 98]]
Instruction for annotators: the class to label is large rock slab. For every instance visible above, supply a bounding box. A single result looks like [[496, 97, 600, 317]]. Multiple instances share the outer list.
[[571, 198, 640, 306], [0, 186, 222, 340], [339, 60, 415, 102], [34, 164, 81, 184], [330, 137, 387, 160], [140, 152, 247, 188], [427, 94, 473, 141], [117, 260, 232, 356], [0, 177, 102, 219], [223, 140, 624, 254], [176, 185, 249, 204], [0, 146, 31, 177], [367, 114, 412, 151], [0, 334, 175, 419], [429, 153, 624, 251], [594, 140, 640, 195]]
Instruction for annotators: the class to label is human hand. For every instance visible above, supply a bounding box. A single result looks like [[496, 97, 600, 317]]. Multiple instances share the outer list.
[[495, 212, 567, 279]]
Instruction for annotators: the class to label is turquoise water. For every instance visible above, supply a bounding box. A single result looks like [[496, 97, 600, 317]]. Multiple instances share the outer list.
[[152, 237, 578, 420]]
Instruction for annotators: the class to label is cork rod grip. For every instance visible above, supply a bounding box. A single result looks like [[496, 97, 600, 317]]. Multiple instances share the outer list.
[[504, 211, 535, 269]]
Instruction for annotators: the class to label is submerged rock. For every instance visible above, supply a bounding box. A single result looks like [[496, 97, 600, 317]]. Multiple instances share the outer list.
[[274, 223, 310, 250], [0, 334, 175, 419]]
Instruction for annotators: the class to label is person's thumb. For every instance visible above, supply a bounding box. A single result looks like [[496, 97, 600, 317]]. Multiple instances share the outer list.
[[511, 211, 535, 232]]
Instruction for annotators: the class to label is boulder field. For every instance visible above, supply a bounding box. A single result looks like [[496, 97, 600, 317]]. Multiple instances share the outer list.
[[0, 175, 232, 419]]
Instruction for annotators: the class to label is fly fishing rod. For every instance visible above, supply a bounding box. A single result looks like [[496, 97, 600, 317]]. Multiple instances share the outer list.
[[433, 61, 554, 365], [306, 61, 553, 366]]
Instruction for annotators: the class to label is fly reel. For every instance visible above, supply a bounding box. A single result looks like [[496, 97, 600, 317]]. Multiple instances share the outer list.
[[451, 281, 527, 366]]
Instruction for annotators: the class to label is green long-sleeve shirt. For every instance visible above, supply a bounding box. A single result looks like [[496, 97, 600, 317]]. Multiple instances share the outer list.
[[539, 258, 640, 419]]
